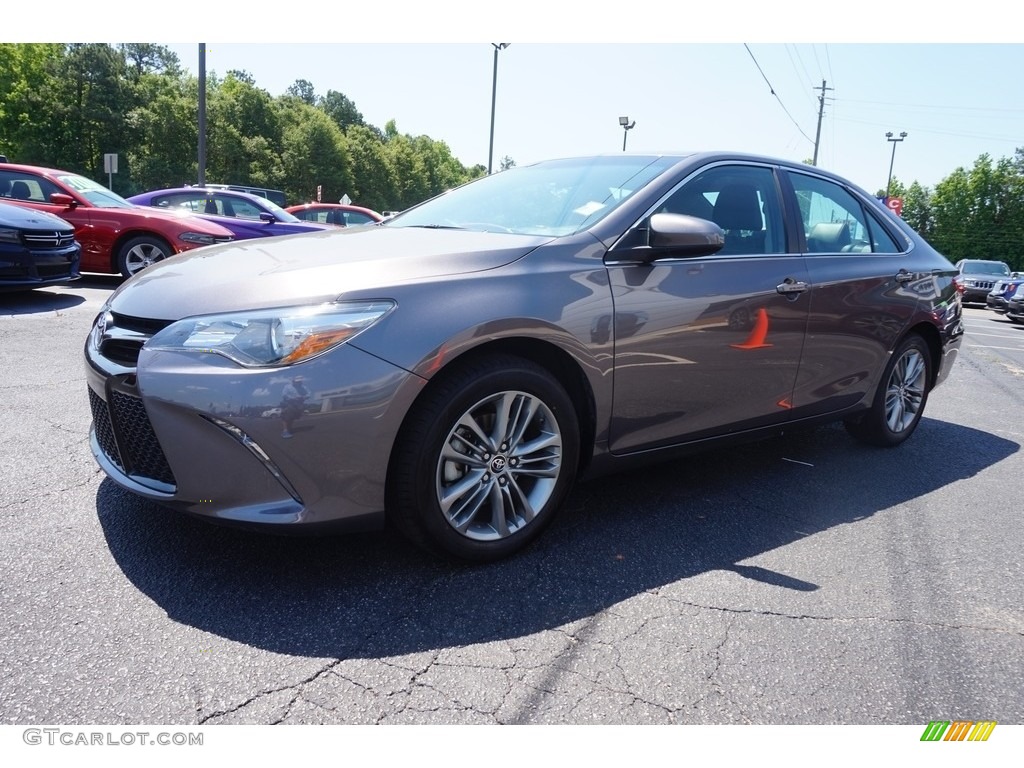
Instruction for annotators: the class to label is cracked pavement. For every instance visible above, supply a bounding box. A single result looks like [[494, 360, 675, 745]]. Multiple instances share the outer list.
[[1, 283, 1022, 725]]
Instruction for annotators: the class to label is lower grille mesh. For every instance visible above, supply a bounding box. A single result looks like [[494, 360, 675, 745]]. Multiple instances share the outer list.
[[89, 388, 176, 487]]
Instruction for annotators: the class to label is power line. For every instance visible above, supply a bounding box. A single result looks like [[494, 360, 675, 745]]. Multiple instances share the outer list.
[[832, 114, 1024, 144], [743, 44, 816, 146], [839, 98, 1024, 115]]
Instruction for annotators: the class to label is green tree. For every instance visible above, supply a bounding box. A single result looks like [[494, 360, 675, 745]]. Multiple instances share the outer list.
[[207, 72, 284, 188], [344, 123, 396, 211], [125, 70, 200, 193], [321, 90, 364, 131], [286, 78, 316, 106], [278, 99, 350, 205], [0, 43, 63, 161], [901, 181, 933, 238]]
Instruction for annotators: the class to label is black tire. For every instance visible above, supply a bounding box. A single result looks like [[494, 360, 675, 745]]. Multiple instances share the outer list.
[[844, 334, 931, 447], [117, 235, 172, 278], [387, 354, 580, 562]]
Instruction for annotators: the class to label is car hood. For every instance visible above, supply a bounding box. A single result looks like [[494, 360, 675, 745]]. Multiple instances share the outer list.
[[111, 205, 235, 236], [107, 225, 553, 320], [0, 203, 74, 231]]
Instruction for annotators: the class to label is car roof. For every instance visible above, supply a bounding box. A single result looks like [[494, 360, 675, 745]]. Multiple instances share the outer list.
[[141, 187, 274, 205], [0, 161, 81, 177]]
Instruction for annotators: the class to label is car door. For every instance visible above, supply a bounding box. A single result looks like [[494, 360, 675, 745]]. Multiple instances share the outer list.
[[604, 162, 810, 453], [781, 169, 920, 419]]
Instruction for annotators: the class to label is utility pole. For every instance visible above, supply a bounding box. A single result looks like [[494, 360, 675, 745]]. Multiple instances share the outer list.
[[811, 79, 833, 167]]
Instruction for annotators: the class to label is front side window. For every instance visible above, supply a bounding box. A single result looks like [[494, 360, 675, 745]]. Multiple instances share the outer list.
[[789, 172, 901, 254], [655, 164, 786, 255]]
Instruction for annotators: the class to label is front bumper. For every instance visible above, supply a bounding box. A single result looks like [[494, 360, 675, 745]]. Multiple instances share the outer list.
[[85, 330, 426, 530], [0, 242, 80, 289]]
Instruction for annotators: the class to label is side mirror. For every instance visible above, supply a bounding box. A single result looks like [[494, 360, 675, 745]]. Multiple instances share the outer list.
[[259, 212, 276, 224], [644, 213, 724, 259], [50, 193, 77, 208]]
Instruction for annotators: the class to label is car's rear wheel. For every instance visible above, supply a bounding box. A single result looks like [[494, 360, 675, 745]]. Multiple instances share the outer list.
[[388, 355, 580, 561], [117, 235, 172, 278], [845, 334, 931, 447]]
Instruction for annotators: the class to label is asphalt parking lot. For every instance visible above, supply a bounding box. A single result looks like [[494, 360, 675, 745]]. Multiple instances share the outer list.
[[1, 280, 1022, 727]]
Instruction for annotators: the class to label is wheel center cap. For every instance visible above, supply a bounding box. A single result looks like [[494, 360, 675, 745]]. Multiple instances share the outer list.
[[490, 455, 508, 473]]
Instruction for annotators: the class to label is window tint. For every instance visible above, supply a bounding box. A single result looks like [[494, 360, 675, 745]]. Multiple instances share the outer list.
[[0, 171, 58, 203], [657, 164, 785, 255], [790, 172, 901, 254], [345, 212, 374, 226]]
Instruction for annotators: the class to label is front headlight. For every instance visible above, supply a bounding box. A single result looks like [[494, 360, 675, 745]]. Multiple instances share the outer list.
[[147, 301, 396, 367], [0, 227, 22, 244], [179, 232, 225, 245]]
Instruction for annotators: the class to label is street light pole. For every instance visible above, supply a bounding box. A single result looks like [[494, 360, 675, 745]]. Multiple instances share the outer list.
[[488, 43, 510, 174], [885, 131, 908, 200], [198, 43, 206, 186], [619, 115, 635, 151]]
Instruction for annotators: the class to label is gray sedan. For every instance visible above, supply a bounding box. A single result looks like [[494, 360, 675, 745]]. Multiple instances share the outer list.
[[86, 153, 963, 561]]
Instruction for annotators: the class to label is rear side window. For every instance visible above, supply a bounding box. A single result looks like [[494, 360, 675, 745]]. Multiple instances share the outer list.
[[790, 172, 902, 254]]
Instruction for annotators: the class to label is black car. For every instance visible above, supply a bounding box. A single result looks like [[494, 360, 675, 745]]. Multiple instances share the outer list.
[[0, 200, 80, 290], [1006, 291, 1024, 324], [954, 259, 1011, 304]]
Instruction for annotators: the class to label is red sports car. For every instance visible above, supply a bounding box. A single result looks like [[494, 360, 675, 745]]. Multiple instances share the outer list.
[[284, 203, 383, 227], [0, 162, 234, 277]]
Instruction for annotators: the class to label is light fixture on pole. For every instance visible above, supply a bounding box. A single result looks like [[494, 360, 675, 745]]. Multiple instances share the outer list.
[[619, 116, 636, 152], [488, 43, 510, 175], [885, 131, 908, 201]]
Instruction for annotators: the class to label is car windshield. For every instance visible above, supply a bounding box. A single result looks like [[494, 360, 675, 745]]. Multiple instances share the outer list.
[[57, 174, 134, 208], [964, 261, 1010, 275], [389, 156, 678, 236], [258, 197, 301, 223]]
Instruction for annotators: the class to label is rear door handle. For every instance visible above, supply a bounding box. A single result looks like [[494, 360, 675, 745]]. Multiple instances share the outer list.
[[776, 278, 808, 295], [895, 270, 914, 283]]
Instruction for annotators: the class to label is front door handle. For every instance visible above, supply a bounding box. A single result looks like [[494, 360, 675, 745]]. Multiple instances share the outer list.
[[776, 278, 808, 295]]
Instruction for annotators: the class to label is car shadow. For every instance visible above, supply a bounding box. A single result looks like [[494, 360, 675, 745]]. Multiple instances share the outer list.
[[96, 418, 1018, 659], [0, 275, 121, 315], [0, 288, 85, 314]]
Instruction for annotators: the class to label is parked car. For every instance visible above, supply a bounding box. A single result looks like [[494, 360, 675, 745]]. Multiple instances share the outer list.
[[0, 200, 80, 290], [285, 203, 384, 228], [204, 183, 287, 208], [1006, 290, 1024, 324], [0, 162, 234, 277], [127, 188, 332, 240], [86, 152, 963, 562], [953, 259, 1011, 304], [986, 274, 1024, 314]]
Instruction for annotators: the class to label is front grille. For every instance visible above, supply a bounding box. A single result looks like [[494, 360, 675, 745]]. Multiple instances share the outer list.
[[110, 312, 173, 336], [100, 339, 145, 366], [97, 313, 173, 368], [22, 230, 76, 249], [89, 387, 176, 487]]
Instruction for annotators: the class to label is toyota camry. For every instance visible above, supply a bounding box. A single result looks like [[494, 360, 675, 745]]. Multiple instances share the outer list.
[[86, 153, 963, 561]]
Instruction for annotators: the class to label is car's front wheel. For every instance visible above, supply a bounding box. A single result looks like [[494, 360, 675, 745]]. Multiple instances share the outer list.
[[117, 235, 172, 278], [845, 334, 931, 447], [388, 355, 580, 561]]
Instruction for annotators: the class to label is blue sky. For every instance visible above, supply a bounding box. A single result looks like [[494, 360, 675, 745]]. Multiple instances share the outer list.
[[158, 42, 1024, 194], [11, 3, 1024, 195]]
